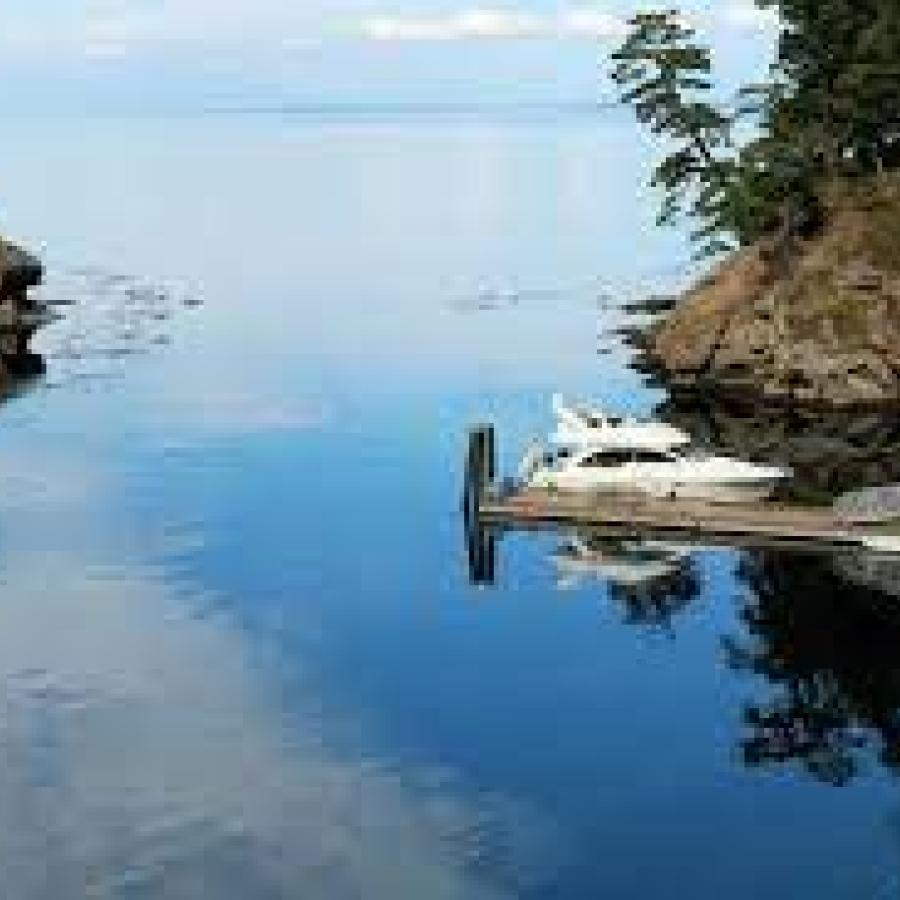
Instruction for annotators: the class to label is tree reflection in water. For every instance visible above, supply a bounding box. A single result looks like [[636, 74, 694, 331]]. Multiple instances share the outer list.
[[639, 392, 900, 783], [464, 503, 900, 786], [727, 549, 900, 786]]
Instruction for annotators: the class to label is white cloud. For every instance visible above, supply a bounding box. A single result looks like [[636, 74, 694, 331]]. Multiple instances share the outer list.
[[0, 1, 772, 63], [361, 10, 541, 42], [361, 7, 628, 42], [0, 551, 551, 898]]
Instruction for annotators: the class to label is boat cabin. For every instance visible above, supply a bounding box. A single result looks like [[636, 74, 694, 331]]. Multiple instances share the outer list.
[[546, 447, 679, 471]]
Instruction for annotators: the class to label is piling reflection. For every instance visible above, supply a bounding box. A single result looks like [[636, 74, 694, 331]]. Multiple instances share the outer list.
[[37, 266, 202, 388], [465, 517, 497, 587], [466, 521, 701, 627], [727, 548, 900, 785]]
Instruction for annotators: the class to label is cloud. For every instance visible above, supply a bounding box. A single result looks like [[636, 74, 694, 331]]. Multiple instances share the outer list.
[[359, 3, 781, 45], [0, 1, 771, 64], [0, 553, 549, 898], [360, 7, 628, 42]]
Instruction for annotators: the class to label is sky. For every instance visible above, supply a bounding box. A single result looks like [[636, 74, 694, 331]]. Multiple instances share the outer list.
[[0, 1, 778, 112]]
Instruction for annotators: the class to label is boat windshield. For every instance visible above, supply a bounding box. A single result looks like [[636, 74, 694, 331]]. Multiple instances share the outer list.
[[632, 449, 677, 464], [578, 450, 633, 468], [578, 449, 678, 467]]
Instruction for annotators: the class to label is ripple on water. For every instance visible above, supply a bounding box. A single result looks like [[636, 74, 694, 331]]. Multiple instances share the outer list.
[[31, 266, 204, 389]]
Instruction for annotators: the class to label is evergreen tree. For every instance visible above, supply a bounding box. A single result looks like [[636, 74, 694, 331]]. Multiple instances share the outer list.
[[611, 12, 741, 255], [612, 2, 900, 256]]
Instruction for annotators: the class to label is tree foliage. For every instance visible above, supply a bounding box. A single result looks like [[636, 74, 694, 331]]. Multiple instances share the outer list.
[[611, 3, 900, 257], [611, 12, 741, 255]]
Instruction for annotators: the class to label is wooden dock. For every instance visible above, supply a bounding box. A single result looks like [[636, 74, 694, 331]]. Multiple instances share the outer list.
[[464, 425, 900, 554]]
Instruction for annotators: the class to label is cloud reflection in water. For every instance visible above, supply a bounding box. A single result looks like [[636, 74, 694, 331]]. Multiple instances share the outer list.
[[0, 551, 556, 899]]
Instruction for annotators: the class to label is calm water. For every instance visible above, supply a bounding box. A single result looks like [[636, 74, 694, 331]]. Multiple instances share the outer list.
[[0, 112, 898, 898]]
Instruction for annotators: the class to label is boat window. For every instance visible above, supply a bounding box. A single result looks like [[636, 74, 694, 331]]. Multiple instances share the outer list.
[[578, 451, 632, 468], [632, 450, 676, 464], [607, 416, 623, 427]]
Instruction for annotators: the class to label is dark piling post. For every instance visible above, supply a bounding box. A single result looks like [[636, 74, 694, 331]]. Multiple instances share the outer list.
[[462, 424, 498, 586], [463, 424, 496, 523], [466, 519, 497, 586], [484, 424, 496, 485]]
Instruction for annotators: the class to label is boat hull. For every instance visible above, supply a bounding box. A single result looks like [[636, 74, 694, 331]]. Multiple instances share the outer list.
[[530, 474, 783, 504]]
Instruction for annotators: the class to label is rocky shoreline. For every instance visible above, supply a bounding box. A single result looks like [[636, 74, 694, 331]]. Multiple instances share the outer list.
[[0, 238, 45, 378], [634, 177, 900, 410]]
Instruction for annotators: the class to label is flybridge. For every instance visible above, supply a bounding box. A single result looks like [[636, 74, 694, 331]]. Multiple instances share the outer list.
[[550, 394, 691, 451]]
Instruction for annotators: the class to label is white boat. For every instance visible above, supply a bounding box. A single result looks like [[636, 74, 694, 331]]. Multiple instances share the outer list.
[[551, 394, 690, 450], [524, 445, 790, 504]]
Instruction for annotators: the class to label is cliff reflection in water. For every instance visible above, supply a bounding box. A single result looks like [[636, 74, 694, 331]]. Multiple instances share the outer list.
[[468, 519, 900, 786], [728, 548, 900, 786], [0, 352, 45, 405]]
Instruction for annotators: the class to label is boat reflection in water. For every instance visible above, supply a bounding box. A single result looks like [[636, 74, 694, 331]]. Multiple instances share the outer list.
[[551, 531, 701, 629]]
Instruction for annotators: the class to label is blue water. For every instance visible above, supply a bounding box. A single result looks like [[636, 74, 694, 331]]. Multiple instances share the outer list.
[[0, 112, 898, 898]]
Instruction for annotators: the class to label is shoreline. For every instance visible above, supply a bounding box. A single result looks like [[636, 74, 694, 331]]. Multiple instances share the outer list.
[[627, 177, 900, 413], [0, 238, 45, 375]]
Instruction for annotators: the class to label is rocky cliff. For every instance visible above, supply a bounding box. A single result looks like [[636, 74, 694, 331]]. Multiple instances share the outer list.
[[0, 237, 44, 371], [645, 175, 900, 408]]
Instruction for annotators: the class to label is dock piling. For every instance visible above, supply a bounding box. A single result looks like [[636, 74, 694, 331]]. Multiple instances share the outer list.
[[463, 424, 495, 523]]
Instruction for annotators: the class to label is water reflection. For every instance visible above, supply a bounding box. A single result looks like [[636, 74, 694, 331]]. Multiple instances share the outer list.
[[0, 559, 545, 899], [465, 518, 497, 588], [552, 532, 701, 629], [5, 111, 899, 897], [469, 516, 900, 787], [35, 266, 202, 389], [727, 548, 900, 786], [0, 261, 178, 405], [467, 522, 702, 628], [0, 352, 44, 403]]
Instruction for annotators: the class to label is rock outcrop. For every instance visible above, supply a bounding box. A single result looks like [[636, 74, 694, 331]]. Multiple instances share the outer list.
[[644, 176, 900, 408], [0, 238, 45, 373]]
